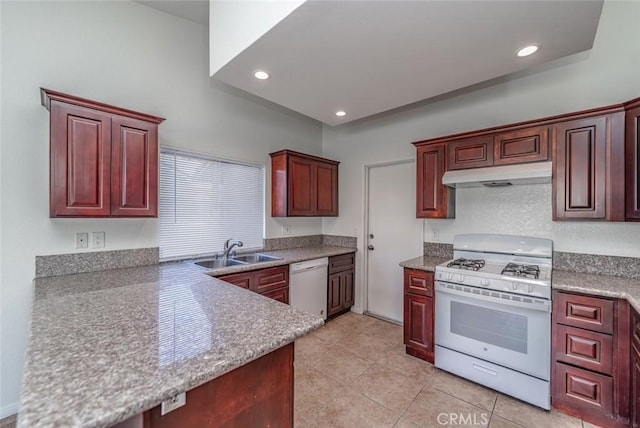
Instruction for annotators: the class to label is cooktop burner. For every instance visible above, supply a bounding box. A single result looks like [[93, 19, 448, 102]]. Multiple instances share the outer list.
[[501, 263, 540, 279], [447, 258, 486, 271]]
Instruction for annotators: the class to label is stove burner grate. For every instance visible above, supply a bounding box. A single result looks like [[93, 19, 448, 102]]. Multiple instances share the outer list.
[[501, 263, 540, 279], [447, 258, 486, 271]]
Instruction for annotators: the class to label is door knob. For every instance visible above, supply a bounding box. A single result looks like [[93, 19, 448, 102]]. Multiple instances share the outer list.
[[367, 245, 375, 250], [369, 234, 374, 239]]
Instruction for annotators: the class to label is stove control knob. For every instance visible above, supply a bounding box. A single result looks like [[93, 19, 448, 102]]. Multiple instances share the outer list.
[[480, 279, 489, 287], [511, 283, 518, 291], [445, 273, 453, 280], [527, 285, 534, 293], [457, 275, 465, 282]]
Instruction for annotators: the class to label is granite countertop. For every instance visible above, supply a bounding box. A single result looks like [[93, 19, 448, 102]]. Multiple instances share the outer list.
[[399, 255, 450, 272], [198, 245, 356, 277], [19, 262, 325, 428], [552, 269, 640, 313]]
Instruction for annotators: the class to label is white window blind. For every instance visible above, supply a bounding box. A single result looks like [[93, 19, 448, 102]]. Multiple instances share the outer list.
[[159, 149, 265, 261]]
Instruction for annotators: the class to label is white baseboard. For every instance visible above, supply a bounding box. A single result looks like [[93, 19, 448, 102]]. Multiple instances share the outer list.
[[1, 402, 18, 420], [350, 305, 364, 314]]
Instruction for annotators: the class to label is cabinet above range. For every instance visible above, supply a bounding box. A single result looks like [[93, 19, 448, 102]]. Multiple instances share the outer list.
[[413, 97, 640, 222], [41, 89, 165, 218], [270, 150, 339, 217]]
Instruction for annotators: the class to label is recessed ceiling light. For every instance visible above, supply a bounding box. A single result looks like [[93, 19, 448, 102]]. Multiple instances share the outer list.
[[516, 45, 539, 57], [254, 71, 269, 80], [335, 111, 347, 117]]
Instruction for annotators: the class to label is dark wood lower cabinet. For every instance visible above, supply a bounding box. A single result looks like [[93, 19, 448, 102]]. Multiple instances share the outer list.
[[327, 253, 355, 319], [218, 266, 289, 304], [144, 343, 294, 428], [403, 268, 434, 363], [552, 291, 630, 427]]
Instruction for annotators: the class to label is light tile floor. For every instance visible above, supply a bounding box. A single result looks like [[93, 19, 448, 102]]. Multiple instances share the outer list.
[[294, 312, 595, 428]]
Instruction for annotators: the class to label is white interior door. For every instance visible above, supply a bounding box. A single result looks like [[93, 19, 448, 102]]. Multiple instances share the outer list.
[[366, 161, 423, 323]]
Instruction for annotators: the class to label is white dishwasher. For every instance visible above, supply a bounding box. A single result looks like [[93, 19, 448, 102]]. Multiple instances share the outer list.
[[289, 258, 329, 320]]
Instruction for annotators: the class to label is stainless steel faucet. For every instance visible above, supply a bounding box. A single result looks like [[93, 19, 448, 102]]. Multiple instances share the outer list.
[[222, 239, 243, 259]]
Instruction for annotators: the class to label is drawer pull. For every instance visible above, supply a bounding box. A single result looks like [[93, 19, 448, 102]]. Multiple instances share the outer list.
[[472, 363, 497, 376]]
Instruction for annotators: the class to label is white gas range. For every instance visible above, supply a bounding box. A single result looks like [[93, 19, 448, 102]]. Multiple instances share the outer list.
[[434, 233, 553, 410]]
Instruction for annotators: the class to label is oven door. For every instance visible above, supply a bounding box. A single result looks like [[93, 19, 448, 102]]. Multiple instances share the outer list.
[[435, 281, 551, 380]]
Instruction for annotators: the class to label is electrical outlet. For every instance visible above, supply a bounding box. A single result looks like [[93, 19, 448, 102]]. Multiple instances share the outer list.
[[75, 232, 89, 249], [282, 225, 292, 236], [92, 232, 105, 248], [432, 229, 440, 241], [161, 392, 186, 415]]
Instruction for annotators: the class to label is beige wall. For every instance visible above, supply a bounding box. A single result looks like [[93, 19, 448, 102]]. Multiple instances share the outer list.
[[0, 0, 322, 415], [322, 1, 640, 313]]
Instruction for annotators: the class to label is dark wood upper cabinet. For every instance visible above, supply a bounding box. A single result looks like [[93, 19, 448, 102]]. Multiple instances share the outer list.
[[552, 112, 625, 221], [446, 137, 493, 170], [415, 143, 454, 219], [494, 126, 549, 165], [42, 88, 164, 218], [270, 150, 339, 217], [625, 98, 640, 221]]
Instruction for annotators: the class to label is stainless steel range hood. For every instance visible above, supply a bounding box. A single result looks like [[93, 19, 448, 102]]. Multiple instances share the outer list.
[[442, 161, 552, 188]]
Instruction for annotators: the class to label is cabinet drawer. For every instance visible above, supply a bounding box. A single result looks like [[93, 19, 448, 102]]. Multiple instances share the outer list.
[[252, 266, 289, 294], [446, 137, 493, 170], [261, 286, 289, 304], [554, 292, 614, 334], [493, 126, 549, 165], [553, 362, 613, 414], [404, 269, 433, 297], [328, 253, 355, 274], [554, 324, 613, 375], [218, 272, 252, 289]]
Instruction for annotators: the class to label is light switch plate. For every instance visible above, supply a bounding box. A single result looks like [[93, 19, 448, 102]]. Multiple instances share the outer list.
[[282, 225, 292, 235]]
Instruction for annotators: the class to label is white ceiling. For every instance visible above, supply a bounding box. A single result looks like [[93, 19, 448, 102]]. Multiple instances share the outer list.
[[212, 1, 603, 126]]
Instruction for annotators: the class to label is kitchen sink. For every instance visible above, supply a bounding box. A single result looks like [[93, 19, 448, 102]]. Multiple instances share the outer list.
[[231, 253, 282, 263], [194, 259, 247, 269], [190, 253, 282, 270]]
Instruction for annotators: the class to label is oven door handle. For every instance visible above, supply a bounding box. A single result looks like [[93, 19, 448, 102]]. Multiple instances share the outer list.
[[435, 282, 551, 313]]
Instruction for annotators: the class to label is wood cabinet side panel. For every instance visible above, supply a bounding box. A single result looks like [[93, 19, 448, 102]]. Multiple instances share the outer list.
[[271, 153, 288, 217], [145, 343, 294, 428]]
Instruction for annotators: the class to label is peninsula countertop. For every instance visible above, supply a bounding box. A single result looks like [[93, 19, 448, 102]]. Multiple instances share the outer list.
[[19, 260, 326, 428]]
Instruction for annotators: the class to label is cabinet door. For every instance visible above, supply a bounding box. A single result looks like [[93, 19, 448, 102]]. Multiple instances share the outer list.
[[288, 156, 315, 216], [315, 161, 338, 216], [341, 269, 354, 310], [494, 126, 549, 165], [552, 114, 625, 221], [328, 273, 343, 317], [633, 345, 640, 428], [111, 116, 158, 217], [553, 362, 614, 416], [446, 137, 493, 170], [50, 101, 112, 217], [403, 293, 434, 359], [626, 103, 640, 220], [416, 143, 453, 218]]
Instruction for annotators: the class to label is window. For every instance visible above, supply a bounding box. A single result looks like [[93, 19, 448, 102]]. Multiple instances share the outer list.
[[159, 149, 265, 261]]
